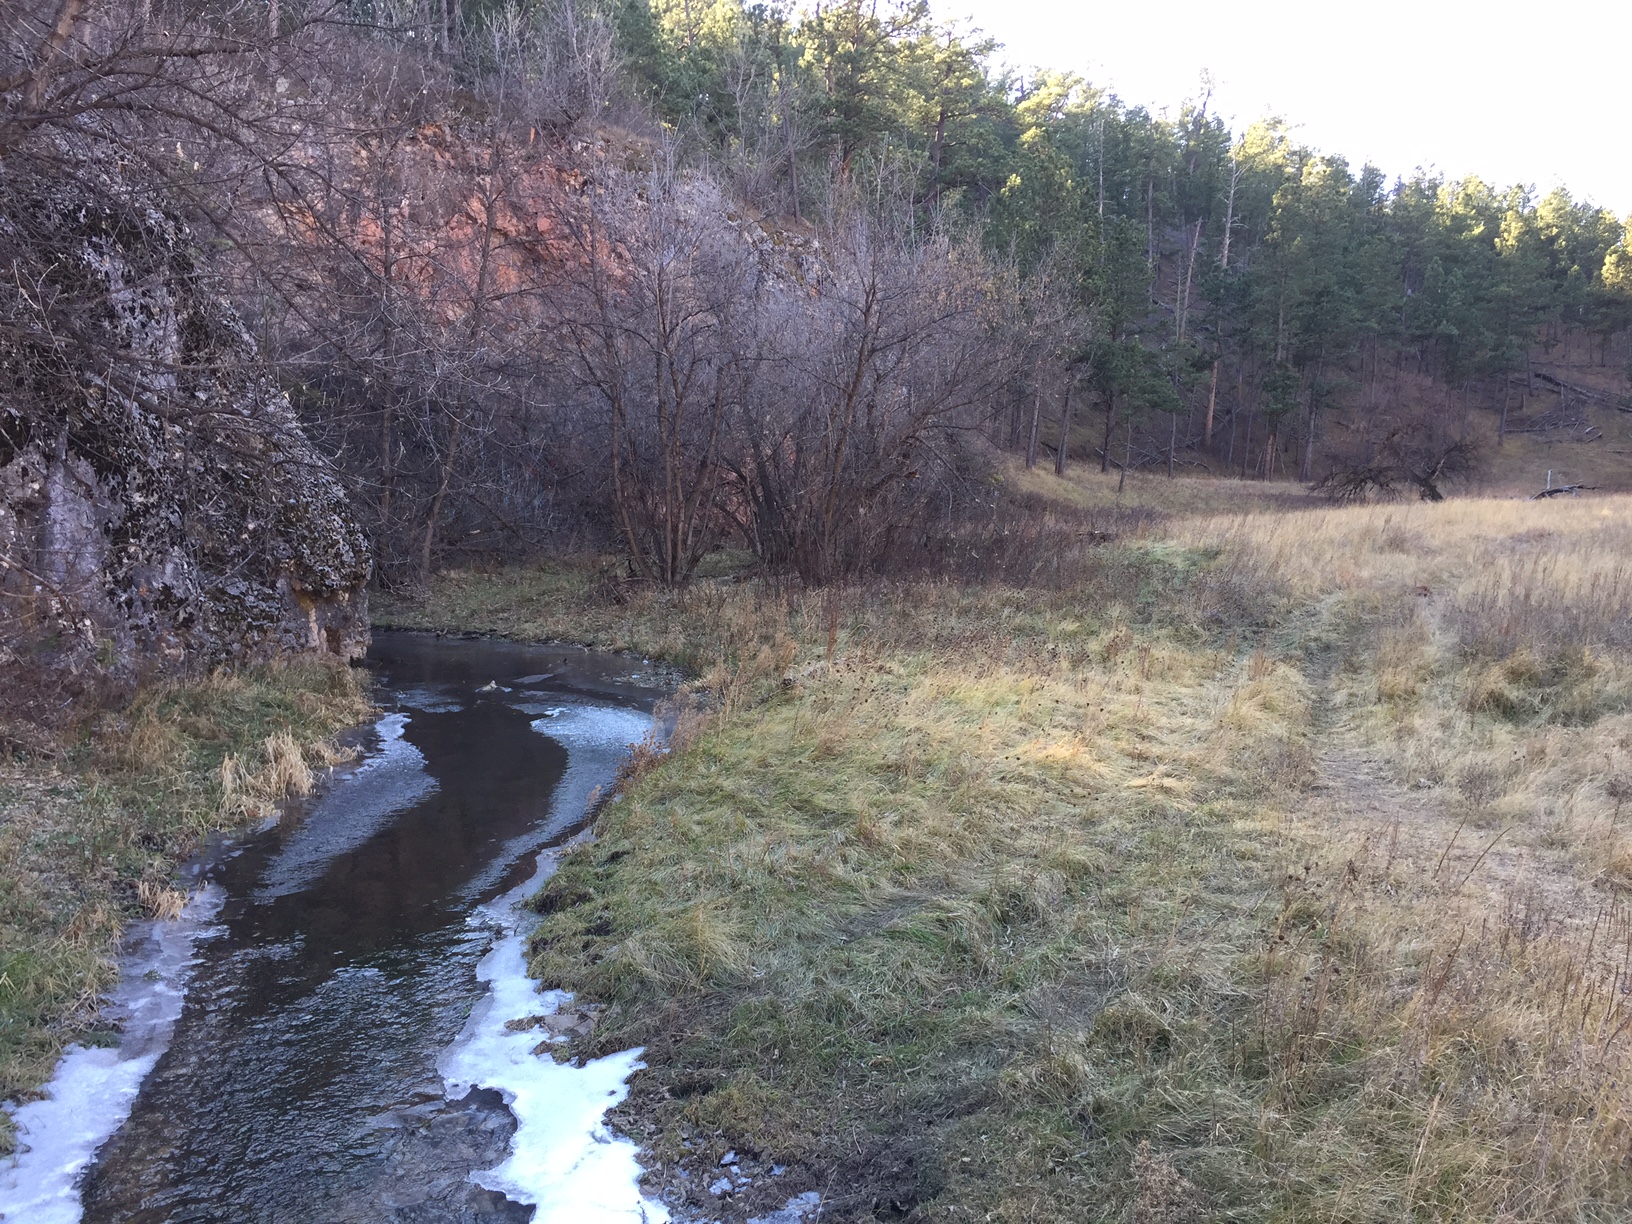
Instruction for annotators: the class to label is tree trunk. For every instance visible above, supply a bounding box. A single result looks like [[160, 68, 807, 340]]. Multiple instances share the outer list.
[[421, 414, 464, 583], [1100, 391, 1115, 474], [1096, 118, 1105, 217], [929, 109, 946, 209], [1204, 359, 1219, 447], [26, 0, 86, 108], [1054, 382, 1075, 477], [1145, 165, 1156, 266], [1177, 219, 1202, 343], [1117, 420, 1132, 494], [785, 113, 801, 221], [378, 402, 394, 543], [376, 197, 399, 565], [1219, 156, 1239, 270], [1298, 364, 1320, 484], [1025, 385, 1041, 469]]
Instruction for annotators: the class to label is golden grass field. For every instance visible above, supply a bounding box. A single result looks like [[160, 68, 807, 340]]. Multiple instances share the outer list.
[[383, 475, 1632, 1221]]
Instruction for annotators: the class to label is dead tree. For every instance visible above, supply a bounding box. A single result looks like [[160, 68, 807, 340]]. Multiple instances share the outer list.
[[1315, 428, 1482, 503]]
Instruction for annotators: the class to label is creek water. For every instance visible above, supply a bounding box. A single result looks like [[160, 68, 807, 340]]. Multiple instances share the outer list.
[[3, 632, 673, 1224]]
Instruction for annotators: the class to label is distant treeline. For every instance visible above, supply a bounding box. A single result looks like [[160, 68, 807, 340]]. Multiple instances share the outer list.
[[6, 0, 1629, 587], [592, 0, 1632, 479]]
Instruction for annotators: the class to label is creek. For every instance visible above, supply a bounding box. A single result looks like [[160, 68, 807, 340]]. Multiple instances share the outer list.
[[1, 632, 673, 1224]]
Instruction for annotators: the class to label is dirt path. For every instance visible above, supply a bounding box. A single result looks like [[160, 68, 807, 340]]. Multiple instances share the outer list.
[[1311, 747, 1599, 918], [1293, 611, 1614, 976]]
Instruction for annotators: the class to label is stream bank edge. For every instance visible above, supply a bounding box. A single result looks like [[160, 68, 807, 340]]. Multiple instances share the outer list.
[[0, 658, 375, 1155]]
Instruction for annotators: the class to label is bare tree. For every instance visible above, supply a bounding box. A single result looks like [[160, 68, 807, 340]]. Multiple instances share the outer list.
[[727, 219, 1009, 582], [1315, 423, 1481, 502], [549, 165, 760, 585]]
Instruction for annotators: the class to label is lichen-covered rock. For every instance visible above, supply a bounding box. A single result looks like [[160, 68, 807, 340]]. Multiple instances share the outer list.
[[0, 150, 370, 699]]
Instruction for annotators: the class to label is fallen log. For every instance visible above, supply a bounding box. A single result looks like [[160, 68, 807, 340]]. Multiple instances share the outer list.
[[1530, 483, 1598, 499], [1518, 369, 1623, 405]]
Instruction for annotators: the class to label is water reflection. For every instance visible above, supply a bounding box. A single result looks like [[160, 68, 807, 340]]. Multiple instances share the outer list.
[[79, 634, 668, 1223]]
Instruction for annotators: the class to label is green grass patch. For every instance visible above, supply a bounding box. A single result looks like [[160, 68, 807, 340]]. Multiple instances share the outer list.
[[517, 592, 1308, 1220]]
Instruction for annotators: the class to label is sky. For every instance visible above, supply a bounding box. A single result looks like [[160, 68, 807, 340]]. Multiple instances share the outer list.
[[935, 0, 1632, 215]]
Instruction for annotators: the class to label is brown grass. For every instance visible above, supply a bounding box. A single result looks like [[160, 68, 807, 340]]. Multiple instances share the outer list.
[[1178, 492, 1632, 1218], [388, 489, 1632, 1220]]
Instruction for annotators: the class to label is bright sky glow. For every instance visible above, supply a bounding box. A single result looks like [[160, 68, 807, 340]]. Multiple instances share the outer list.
[[935, 0, 1632, 214]]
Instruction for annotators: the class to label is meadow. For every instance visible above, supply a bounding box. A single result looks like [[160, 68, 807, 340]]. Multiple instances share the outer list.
[[6, 468, 1627, 1214], [386, 471, 1632, 1221]]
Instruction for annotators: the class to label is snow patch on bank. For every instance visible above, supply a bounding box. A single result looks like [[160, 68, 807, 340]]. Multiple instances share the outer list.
[[439, 699, 666, 1223], [749, 1192, 825, 1224], [440, 852, 666, 1224], [0, 887, 224, 1224]]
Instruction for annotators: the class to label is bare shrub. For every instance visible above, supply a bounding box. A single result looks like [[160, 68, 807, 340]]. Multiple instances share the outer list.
[[547, 165, 763, 585], [1315, 426, 1481, 502], [722, 219, 1012, 582]]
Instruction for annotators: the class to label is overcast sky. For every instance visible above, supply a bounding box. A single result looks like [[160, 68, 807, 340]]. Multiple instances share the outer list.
[[935, 0, 1632, 215]]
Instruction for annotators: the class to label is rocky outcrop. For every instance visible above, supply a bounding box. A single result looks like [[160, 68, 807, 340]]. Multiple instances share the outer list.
[[0, 149, 370, 703]]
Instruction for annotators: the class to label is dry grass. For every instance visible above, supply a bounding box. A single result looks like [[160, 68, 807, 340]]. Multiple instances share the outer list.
[[389, 490, 1632, 1220], [1175, 493, 1632, 1219], [1479, 398, 1632, 496], [529, 577, 1309, 1220], [1004, 459, 1318, 520], [0, 658, 371, 1152]]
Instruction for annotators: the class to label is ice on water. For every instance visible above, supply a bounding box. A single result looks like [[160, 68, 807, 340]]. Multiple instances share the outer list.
[[0, 888, 224, 1224]]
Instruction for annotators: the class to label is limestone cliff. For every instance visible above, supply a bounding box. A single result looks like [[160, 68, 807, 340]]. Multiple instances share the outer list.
[[0, 152, 370, 706]]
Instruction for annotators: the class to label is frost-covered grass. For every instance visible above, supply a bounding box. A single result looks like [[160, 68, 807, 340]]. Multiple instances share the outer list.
[[0, 659, 371, 1153]]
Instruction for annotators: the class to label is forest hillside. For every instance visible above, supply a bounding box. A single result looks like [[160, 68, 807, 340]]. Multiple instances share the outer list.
[[246, 0, 1632, 573], [9, 0, 1631, 598]]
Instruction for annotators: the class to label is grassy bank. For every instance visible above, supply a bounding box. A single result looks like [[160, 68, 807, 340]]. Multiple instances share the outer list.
[[396, 484, 1632, 1221], [0, 659, 371, 1152]]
